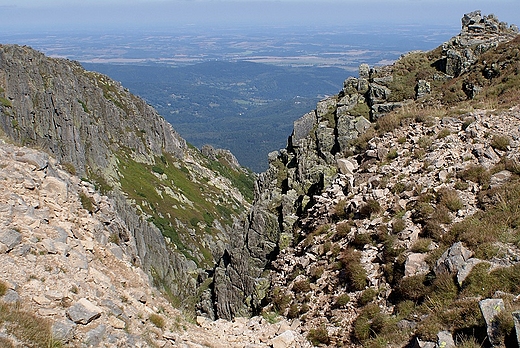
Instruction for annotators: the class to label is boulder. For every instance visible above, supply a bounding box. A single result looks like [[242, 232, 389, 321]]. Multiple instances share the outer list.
[[271, 330, 296, 348], [479, 298, 505, 346], [435, 242, 472, 275], [404, 253, 430, 277], [0, 229, 22, 251], [436, 331, 455, 348], [66, 298, 103, 325], [52, 320, 76, 343]]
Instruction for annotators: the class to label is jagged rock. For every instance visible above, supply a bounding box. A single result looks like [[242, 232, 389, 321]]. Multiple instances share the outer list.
[[52, 320, 76, 343], [84, 324, 106, 347], [479, 298, 505, 346], [416, 80, 431, 99], [292, 111, 316, 145], [14, 150, 49, 170], [0, 229, 22, 251], [435, 242, 472, 275], [404, 253, 430, 277], [490, 170, 512, 188], [436, 331, 455, 348], [359, 63, 370, 79], [456, 258, 484, 285], [66, 298, 103, 325], [411, 337, 436, 348], [513, 311, 520, 347], [2, 289, 20, 303], [337, 158, 358, 176], [271, 330, 296, 348], [369, 83, 391, 103]]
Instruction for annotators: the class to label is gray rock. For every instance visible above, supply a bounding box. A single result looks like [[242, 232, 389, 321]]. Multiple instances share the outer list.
[[0, 229, 22, 251], [490, 170, 512, 188], [456, 258, 484, 285], [369, 83, 391, 103], [66, 298, 103, 325], [83, 324, 106, 347], [436, 331, 455, 348], [52, 320, 76, 342], [513, 311, 520, 347], [358, 63, 370, 79], [435, 242, 472, 275], [2, 289, 20, 303], [291, 111, 316, 145], [14, 151, 49, 170], [479, 298, 505, 347], [416, 80, 431, 99]]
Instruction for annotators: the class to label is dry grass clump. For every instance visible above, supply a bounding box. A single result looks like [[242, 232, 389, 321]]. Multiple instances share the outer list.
[[307, 325, 330, 346], [491, 134, 511, 151], [338, 248, 368, 291], [0, 302, 60, 347], [149, 313, 165, 329]]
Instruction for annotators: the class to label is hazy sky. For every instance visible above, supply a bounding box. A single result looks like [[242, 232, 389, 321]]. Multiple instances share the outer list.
[[0, 0, 518, 32]]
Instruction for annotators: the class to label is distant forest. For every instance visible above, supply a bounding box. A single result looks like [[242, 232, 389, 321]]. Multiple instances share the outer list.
[[83, 61, 349, 172]]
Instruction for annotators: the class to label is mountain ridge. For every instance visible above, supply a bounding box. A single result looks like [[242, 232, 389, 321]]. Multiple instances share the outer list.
[[1, 10, 520, 347]]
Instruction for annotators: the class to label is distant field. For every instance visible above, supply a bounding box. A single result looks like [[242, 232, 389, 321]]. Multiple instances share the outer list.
[[82, 61, 348, 171]]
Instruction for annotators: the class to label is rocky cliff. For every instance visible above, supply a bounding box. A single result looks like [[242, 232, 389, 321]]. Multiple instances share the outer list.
[[212, 10, 520, 347], [0, 142, 311, 347], [0, 44, 254, 311]]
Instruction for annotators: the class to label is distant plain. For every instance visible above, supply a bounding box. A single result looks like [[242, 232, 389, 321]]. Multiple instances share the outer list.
[[3, 24, 458, 171]]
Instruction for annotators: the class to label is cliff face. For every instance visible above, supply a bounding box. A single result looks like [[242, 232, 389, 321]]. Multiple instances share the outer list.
[[0, 44, 253, 310]]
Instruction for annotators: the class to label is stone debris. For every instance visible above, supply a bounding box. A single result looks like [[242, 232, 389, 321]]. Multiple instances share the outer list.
[[0, 141, 310, 348]]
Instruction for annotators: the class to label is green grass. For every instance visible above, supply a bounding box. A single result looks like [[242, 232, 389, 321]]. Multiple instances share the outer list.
[[0, 97, 12, 108], [118, 152, 248, 268]]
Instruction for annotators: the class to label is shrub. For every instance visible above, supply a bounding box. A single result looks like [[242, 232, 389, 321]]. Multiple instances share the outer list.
[[271, 287, 292, 312], [293, 279, 311, 294], [359, 199, 381, 218], [457, 165, 490, 187], [339, 248, 368, 291], [351, 233, 372, 249], [376, 113, 401, 133], [396, 274, 428, 302], [287, 303, 299, 319], [335, 294, 351, 308], [392, 218, 406, 233], [418, 136, 433, 150], [149, 313, 165, 329], [0, 302, 58, 347], [411, 238, 431, 253], [437, 128, 451, 139], [358, 288, 377, 306], [386, 149, 398, 160], [307, 325, 330, 346], [79, 192, 95, 213], [333, 199, 348, 220], [334, 221, 351, 241], [61, 162, 76, 176], [0, 280, 7, 296], [491, 134, 511, 151], [437, 188, 464, 212]]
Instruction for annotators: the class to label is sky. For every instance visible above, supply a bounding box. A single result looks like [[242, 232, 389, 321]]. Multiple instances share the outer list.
[[0, 0, 519, 33]]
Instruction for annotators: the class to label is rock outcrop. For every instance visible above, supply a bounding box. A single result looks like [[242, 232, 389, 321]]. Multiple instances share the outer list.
[[212, 10, 520, 347]]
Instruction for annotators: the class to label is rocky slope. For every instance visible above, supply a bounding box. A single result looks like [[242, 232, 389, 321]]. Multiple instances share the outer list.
[[212, 10, 520, 347], [0, 44, 254, 311], [2, 9, 520, 348], [0, 140, 311, 347]]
